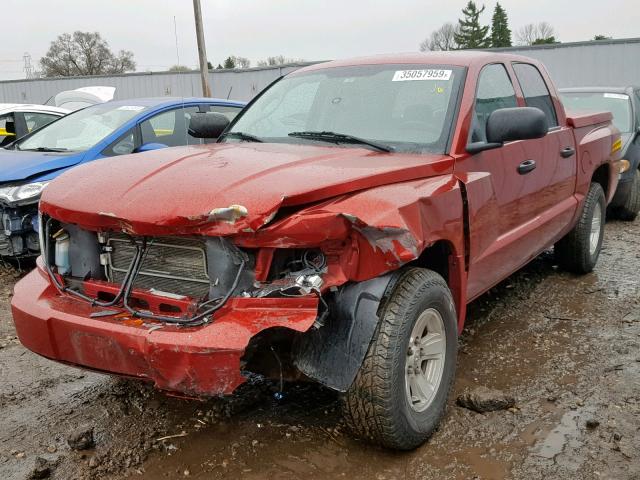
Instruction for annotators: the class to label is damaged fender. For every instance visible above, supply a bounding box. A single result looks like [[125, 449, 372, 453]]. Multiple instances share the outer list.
[[293, 272, 399, 392]]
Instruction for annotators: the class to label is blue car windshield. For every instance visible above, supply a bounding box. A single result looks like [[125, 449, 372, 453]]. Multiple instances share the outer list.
[[17, 103, 150, 152]]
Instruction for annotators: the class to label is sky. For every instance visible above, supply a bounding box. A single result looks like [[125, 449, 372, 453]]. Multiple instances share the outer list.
[[1, 0, 638, 80]]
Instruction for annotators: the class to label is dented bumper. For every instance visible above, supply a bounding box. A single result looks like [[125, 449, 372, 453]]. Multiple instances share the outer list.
[[11, 265, 319, 397]]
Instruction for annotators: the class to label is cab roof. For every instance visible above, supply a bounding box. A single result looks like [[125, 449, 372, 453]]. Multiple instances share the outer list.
[[295, 51, 541, 74]]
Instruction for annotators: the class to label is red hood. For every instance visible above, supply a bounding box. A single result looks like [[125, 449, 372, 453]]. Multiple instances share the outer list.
[[41, 143, 453, 235]]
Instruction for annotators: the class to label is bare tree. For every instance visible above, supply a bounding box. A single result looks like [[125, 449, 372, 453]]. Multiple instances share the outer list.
[[231, 56, 251, 69], [420, 23, 460, 51], [536, 22, 555, 40], [515, 22, 556, 45], [168, 65, 192, 72], [256, 55, 304, 67], [40, 31, 135, 77]]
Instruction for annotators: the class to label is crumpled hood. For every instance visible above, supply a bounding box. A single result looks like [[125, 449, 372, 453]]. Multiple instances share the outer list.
[[0, 148, 83, 183], [41, 143, 453, 235]]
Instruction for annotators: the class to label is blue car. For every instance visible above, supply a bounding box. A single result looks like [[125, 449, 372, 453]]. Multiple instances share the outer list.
[[0, 97, 245, 257]]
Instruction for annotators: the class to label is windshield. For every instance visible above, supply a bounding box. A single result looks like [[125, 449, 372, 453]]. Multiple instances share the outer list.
[[17, 103, 149, 152], [560, 92, 632, 133], [225, 64, 465, 153]]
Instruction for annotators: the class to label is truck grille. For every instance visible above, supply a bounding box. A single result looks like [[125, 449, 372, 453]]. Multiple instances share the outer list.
[[107, 234, 210, 299]]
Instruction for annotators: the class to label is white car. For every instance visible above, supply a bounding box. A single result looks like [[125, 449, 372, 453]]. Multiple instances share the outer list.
[[1, 86, 117, 147], [0, 104, 69, 147]]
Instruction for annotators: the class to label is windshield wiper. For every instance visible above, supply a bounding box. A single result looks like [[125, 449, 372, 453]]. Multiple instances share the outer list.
[[219, 131, 263, 143], [19, 147, 70, 152], [287, 131, 393, 152]]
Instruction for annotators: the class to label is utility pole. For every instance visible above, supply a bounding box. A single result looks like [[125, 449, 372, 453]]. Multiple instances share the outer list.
[[192, 0, 212, 97]]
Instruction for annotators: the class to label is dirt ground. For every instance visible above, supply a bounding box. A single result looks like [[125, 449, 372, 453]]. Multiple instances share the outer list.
[[1, 218, 639, 480]]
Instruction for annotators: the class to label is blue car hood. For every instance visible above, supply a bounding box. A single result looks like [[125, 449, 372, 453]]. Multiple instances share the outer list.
[[0, 148, 84, 183]]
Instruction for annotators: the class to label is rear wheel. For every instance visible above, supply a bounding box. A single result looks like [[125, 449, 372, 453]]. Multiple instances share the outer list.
[[555, 182, 606, 274], [342, 268, 457, 450], [616, 169, 640, 221]]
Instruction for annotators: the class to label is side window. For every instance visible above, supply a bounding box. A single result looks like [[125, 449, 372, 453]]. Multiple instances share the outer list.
[[140, 106, 200, 147], [471, 64, 517, 143], [102, 128, 139, 157], [23, 112, 60, 133], [0, 113, 16, 147], [209, 105, 242, 122], [512, 63, 558, 127]]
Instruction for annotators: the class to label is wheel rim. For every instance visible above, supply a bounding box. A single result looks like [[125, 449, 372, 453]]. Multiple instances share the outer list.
[[589, 202, 602, 256], [405, 308, 446, 413]]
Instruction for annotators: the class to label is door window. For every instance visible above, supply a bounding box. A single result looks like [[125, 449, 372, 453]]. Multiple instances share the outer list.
[[0, 113, 16, 147], [23, 112, 60, 133], [471, 64, 517, 143], [512, 63, 558, 127], [140, 106, 200, 147], [209, 105, 243, 122], [103, 129, 138, 156]]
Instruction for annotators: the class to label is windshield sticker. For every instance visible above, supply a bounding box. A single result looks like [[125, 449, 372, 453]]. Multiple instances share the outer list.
[[392, 69, 452, 82], [116, 105, 145, 111], [603, 93, 629, 100]]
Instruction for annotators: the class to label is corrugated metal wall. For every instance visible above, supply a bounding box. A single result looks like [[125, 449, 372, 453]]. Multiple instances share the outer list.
[[1, 38, 639, 104], [492, 38, 640, 87], [0, 63, 318, 104]]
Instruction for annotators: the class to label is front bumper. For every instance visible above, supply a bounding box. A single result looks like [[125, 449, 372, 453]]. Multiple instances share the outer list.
[[12, 265, 319, 396]]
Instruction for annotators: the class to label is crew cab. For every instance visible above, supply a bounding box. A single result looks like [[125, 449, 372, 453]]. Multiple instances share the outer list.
[[12, 52, 621, 450]]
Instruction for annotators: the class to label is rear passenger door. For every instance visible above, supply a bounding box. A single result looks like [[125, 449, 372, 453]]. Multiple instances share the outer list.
[[511, 62, 578, 248]]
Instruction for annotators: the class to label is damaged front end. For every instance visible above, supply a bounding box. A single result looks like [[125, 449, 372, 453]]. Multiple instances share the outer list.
[[0, 182, 48, 257], [41, 215, 329, 327], [12, 143, 463, 397]]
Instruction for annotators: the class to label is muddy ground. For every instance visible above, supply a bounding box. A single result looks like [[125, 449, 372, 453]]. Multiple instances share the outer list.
[[1, 219, 639, 480]]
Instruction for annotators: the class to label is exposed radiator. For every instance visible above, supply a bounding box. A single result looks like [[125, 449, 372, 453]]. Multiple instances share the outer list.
[[107, 234, 210, 299]]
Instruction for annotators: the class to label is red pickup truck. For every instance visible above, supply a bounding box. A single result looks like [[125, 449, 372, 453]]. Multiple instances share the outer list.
[[12, 52, 621, 450]]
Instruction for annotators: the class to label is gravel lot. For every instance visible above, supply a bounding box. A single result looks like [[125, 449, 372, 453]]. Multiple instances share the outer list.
[[1, 218, 638, 480]]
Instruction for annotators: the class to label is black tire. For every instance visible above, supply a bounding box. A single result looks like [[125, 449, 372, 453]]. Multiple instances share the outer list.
[[555, 182, 606, 274], [342, 268, 458, 450], [616, 169, 640, 221]]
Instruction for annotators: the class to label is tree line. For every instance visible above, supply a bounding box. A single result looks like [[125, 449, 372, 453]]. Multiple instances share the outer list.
[[35, 14, 614, 78], [420, 1, 564, 51]]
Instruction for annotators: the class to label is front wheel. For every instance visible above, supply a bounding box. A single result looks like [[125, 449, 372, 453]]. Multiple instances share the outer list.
[[342, 268, 458, 450], [555, 182, 606, 274]]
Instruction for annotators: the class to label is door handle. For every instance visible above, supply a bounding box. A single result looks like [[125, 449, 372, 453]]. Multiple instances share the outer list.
[[518, 159, 537, 175], [560, 146, 576, 158]]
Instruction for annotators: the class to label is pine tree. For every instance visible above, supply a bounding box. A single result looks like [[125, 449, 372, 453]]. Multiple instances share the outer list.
[[454, 1, 490, 49], [223, 56, 236, 69], [490, 3, 512, 47]]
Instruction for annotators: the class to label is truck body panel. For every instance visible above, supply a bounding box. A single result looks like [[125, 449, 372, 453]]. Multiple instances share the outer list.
[[12, 51, 620, 397]]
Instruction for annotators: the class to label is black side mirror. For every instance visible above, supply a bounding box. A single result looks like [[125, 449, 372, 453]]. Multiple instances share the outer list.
[[188, 112, 230, 139], [486, 107, 548, 144]]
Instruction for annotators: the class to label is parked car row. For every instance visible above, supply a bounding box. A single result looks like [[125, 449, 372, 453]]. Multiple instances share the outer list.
[[0, 97, 245, 257], [5, 51, 631, 450]]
